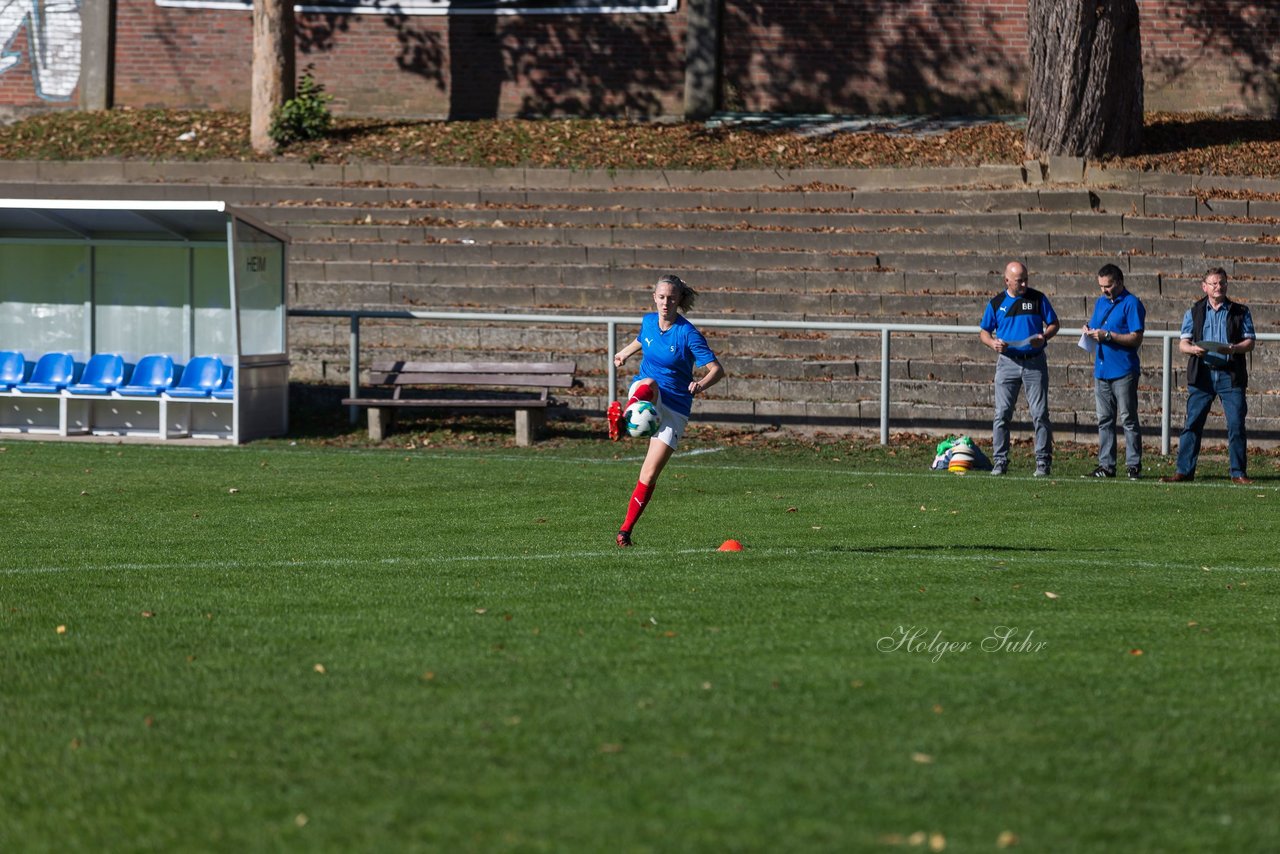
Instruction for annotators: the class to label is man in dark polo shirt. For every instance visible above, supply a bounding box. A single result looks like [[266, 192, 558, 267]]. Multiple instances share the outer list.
[[1161, 268, 1256, 485], [979, 261, 1060, 477]]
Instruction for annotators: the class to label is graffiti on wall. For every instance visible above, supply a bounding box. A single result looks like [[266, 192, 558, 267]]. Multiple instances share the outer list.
[[0, 0, 80, 100], [157, 1, 677, 15]]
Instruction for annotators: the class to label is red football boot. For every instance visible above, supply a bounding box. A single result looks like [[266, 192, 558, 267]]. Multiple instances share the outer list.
[[606, 400, 624, 441]]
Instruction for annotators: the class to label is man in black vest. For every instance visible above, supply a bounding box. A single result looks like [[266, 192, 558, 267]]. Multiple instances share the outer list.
[[1160, 268, 1256, 485]]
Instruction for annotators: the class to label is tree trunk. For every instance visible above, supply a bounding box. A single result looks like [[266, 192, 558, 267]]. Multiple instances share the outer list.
[[1025, 0, 1143, 159], [251, 0, 296, 155]]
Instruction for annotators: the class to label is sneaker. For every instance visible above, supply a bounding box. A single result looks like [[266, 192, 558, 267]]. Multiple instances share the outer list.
[[1088, 466, 1116, 478], [1127, 466, 1141, 480], [606, 400, 624, 441], [1034, 463, 1051, 478], [990, 462, 1007, 476], [616, 529, 633, 548]]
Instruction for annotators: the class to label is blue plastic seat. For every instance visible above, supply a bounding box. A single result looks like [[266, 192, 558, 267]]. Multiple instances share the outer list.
[[66, 353, 128, 396], [15, 352, 78, 393], [165, 356, 225, 399], [116, 354, 176, 396], [211, 366, 235, 400], [0, 350, 25, 390]]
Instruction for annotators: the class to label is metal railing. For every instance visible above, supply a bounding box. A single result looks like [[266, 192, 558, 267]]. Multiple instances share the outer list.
[[288, 308, 1277, 454]]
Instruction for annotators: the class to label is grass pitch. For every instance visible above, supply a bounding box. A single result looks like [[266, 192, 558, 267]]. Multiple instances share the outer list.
[[2, 436, 1278, 852]]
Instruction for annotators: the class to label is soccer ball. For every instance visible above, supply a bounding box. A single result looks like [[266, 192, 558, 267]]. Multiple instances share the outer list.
[[624, 400, 661, 439]]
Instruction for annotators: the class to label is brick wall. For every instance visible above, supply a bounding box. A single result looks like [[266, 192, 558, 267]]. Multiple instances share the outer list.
[[0, 0, 84, 116], [720, 0, 1029, 115], [1, 1, 1276, 119], [113, 1, 688, 118], [720, 0, 1280, 116], [1142, 0, 1280, 112]]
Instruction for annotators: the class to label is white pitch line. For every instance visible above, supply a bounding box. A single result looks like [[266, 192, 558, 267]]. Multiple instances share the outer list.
[[4, 546, 1277, 577]]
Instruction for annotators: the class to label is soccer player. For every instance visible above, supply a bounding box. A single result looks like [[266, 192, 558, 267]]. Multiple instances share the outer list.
[[607, 274, 726, 547]]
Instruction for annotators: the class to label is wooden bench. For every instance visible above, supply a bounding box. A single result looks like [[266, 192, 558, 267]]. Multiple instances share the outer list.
[[341, 360, 577, 445]]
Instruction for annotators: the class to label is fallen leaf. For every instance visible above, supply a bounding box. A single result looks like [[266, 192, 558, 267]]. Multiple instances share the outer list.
[[997, 830, 1020, 848], [1044, 591, 1059, 599], [1129, 648, 1144, 656], [228, 487, 239, 494], [911, 752, 935, 764], [908, 831, 927, 846], [474, 608, 487, 615], [56, 625, 67, 635], [295, 813, 308, 827], [141, 611, 155, 618], [314, 663, 327, 674], [599, 742, 623, 754], [786, 506, 798, 513], [929, 832, 946, 852]]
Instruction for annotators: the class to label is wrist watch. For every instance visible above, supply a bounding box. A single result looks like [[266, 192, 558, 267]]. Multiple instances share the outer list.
[[1104, 330, 1112, 342]]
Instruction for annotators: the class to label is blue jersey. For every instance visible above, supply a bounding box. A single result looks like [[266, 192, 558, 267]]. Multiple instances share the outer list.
[[1089, 289, 1145, 380], [980, 288, 1058, 356], [632, 313, 717, 417]]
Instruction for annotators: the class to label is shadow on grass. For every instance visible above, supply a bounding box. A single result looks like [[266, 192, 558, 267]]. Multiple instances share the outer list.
[[1139, 116, 1280, 156], [286, 382, 596, 446], [323, 119, 432, 144], [830, 544, 1067, 554]]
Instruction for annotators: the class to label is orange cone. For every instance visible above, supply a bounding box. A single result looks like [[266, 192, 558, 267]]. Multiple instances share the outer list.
[[717, 539, 743, 552]]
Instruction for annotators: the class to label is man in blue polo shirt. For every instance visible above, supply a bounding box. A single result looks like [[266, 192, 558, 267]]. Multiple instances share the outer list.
[[979, 261, 1060, 477], [1160, 268, 1257, 485], [1081, 264, 1146, 479]]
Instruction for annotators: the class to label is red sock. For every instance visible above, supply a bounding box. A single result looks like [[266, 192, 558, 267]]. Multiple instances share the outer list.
[[627, 383, 657, 408], [621, 480, 655, 533]]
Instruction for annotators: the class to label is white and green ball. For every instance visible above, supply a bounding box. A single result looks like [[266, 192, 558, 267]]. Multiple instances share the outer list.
[[624, 400, 661, 439]]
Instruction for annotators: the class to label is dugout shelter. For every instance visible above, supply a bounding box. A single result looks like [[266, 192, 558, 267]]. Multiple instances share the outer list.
[[0, 200, 289, 443]]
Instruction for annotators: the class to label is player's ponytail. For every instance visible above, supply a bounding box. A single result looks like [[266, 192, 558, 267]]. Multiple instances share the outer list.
[[657, 274, 698, 312]]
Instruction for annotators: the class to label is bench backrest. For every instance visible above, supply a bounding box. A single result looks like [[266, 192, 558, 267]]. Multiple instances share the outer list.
[[367, 360, 577, 389]]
